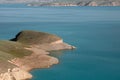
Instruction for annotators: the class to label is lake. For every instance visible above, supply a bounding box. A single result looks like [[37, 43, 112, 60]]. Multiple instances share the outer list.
[[0, 4, 120, 80]]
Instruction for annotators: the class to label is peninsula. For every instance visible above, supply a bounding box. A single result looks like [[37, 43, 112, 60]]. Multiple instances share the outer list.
[[0, 30, 75, 80]]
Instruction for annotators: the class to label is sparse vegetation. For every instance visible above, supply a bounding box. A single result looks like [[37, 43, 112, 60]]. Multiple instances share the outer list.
[[0, 40, 32, 58], [0, 40, 32, 73], [11, 30, 62, 45], [0, 30, 62, 73]]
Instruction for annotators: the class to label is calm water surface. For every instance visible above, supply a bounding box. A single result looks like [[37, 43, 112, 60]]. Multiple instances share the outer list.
[[0, 4, 120, 80]]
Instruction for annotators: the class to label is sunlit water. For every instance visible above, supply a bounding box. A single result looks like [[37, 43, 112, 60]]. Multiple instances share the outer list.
[[0, 4, 120, 80]]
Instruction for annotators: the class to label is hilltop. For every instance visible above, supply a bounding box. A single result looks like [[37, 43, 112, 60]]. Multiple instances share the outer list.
[[11, 30, 62, 45]]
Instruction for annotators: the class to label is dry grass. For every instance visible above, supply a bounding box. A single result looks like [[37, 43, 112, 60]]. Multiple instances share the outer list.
[[0, 40, 32, 73], [12, 30, 61, 45]]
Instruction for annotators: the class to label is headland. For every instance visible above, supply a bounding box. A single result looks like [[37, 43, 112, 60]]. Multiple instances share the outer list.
[[0, 30, 75, 80]]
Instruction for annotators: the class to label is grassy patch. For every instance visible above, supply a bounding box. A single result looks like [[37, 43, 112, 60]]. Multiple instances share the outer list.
[[0, 40, 32, 58]]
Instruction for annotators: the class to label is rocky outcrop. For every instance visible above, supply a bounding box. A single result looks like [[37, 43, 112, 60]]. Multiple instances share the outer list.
[[0, 68, 32, 80]]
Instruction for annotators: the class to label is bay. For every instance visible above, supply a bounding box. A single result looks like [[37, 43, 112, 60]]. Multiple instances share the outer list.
[[0, 4, 120, 80]]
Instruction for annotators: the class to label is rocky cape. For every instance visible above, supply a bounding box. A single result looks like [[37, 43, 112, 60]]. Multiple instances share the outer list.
[[0, 30, 75, 80]]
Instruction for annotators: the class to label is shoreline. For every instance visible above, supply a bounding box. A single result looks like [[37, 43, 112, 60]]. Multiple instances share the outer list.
[[0, 30, 75, 80], [0, 43, 75, 80], [0, 47, 59, 80]]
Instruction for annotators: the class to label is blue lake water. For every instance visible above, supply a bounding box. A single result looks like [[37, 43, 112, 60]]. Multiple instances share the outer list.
[[0, 4, 120, 80]]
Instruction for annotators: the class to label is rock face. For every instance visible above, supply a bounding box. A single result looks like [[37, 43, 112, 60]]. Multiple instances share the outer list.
[[0, 68, 32, 80], [0, 30, 75, 80]]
